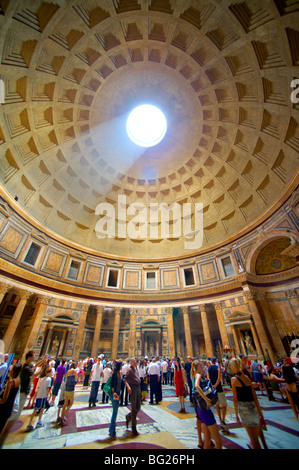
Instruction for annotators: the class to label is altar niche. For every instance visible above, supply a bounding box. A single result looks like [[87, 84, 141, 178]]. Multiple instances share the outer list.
[[141, 321, 163, 358]]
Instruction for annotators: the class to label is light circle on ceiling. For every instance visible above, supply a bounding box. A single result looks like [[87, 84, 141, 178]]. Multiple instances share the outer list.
[[126, 104, 167, 147]]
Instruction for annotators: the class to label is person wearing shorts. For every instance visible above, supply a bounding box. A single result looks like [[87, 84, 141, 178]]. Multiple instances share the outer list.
[[230, 358, 267, 449], [59, 362, 77, 426], [25, 367, 52, 431]]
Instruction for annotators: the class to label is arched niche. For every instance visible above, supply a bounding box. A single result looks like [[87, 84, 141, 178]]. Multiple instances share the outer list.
[[245, 230, 298, 275]]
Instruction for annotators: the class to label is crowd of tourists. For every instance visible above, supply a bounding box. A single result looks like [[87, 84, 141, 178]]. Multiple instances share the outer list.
[[0, 350, 298, 449]]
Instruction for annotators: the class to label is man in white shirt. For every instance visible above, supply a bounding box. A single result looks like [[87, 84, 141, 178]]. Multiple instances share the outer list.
[[88, 356, 103, 407], [161, 358, 168, 385], [148, 358, 160, 405]]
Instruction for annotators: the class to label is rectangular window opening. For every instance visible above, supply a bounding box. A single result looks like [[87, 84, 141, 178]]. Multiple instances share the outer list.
[[24, 242, 41, 266], [221, 256, 235, 277], [184, 267, 195, 286], [146, 271, 156, 289], [68, 260, 81, 280], [107, 269, 119, 287]]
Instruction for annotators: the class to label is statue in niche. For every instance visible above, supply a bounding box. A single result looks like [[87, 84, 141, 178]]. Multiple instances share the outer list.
[[242, 330, 257, 355], [149, 339, 155, 357], [49, 335, 60, 356]]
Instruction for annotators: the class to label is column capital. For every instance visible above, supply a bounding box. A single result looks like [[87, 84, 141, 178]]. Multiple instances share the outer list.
[[96, 305, 105, 315], [0, 283, 12, 295], [255, 291, 266, 301], [129, 308, 137, 316], [166, 307, 173, 315], [182, 306, 189, 315], [37, 294, 51, 305], [114, 307, 121, 315], [80, 303, 89, 314], [199, 304, 206, 313], [19, 290, 32, 301], [286, 289, 297, 299], [214, 302, 222, 310], [243, 288, 257, 301]]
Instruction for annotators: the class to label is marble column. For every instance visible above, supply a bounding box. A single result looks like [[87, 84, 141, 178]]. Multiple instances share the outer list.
[[182, 306, 194, 358], [21, 295, 51, 360], [111, 307, 121, 360], [40, 323, 54, 357], [285, 290, 299, 333], [91, 305, 104, 358], [128, 308, 137, 357], [61, 327, 72, 358], [231, 326, 242, 354], [0, 282, 12, 305], [249, 323, 263, 357], [243, 288, 275, 363], [199, 304, 213, 358], [166, 307, 176, 358], [73, 303, 89, 361], [214, 302, 230, 348], [256, 292, 285, 358], [3, 290, 32, 352]]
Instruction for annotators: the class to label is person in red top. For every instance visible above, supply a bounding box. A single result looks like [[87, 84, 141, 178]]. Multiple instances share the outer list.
[[174, 357, 188, 413]]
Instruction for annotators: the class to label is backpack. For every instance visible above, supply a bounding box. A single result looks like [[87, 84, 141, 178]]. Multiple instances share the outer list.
[[103, 375, 113, 398]]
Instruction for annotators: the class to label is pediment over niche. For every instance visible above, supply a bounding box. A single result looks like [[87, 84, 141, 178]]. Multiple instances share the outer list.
[[225, 309, 251, 324]]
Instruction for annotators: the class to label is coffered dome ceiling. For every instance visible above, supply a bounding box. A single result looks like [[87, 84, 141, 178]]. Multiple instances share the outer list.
[[0, 0, 298, 260]]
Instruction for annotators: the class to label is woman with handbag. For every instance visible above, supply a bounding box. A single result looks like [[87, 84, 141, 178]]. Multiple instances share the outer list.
[[230, 357, 267, 449], [193, 360, 222, 449], [174, 357, 188, 413]]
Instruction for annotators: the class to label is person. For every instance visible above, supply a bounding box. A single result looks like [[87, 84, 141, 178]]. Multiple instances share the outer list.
[[108, 361, 123, 439], [161, 358, 168, 385], [0, 350, 38, 448], [0, 354, 9, 383], [184, 356, 193, 403], [50, 359, 66, 406], [137, 359, 147, 402], [102, 362, 112, 404], [230, 357, 267, 449], [191, 360, 204, 448], [174, 357, 188, 413], [119, 359, 130, 406], [25, 366, 52, 431], [55, 380, 66, 425], [238, 354, 253, 379], [25, 355, 48, 409], [59, 362, 77, 426], [123, 357, 141, 436], [193, 360, 222, 449], [207, 357, 228, 434], [252, 360, 266, 395], [155, 356, 163, 403], [170, 358, 175, 386], [88, 356, 103, 407], [0, 362, 21, 433], [282, 363, 299, 419], [83, 358, 93, 389], [224, 356, 234, 386], [148, 357, 160, 405]]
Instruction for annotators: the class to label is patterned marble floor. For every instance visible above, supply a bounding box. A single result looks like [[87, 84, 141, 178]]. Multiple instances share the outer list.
[[2, 383, 299, 450]]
